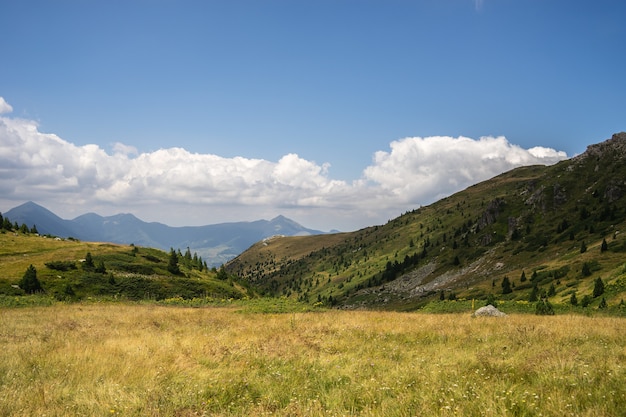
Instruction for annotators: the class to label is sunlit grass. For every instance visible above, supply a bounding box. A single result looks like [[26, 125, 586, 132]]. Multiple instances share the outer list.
[[1, 304, 624, 416]]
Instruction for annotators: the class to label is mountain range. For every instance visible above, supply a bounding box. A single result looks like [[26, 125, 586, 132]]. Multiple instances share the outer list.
[[2, 202, 327, 266]]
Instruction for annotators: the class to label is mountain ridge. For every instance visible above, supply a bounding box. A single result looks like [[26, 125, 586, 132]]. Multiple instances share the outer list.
[[226, 132, 626, 310], [3, 202, 327, 266]]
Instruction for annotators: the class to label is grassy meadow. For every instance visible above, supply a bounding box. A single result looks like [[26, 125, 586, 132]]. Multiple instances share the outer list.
[[1, 303, 624, 416]]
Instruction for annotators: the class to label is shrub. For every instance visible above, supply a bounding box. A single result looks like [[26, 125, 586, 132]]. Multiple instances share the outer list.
[[535, 298, 555, 315], [45, 261, 77, 271]]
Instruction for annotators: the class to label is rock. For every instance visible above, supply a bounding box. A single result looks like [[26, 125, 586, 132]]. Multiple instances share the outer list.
[[472, 304, 507, 317]]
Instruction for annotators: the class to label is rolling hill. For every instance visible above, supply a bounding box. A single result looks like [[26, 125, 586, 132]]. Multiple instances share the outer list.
[[226, 132, 626, 311]]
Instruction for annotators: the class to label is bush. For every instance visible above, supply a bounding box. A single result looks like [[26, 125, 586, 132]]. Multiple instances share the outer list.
[[45, 261, 77, 271], [535, 298, 555, 315]]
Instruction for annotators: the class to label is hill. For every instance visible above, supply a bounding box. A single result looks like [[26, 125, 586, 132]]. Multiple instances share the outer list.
[[0, 232, 249, 302], [3, 202, 326, 267], [226, 132, 626, 311]]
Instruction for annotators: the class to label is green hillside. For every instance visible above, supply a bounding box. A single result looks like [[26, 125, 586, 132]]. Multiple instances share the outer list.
[[0, 232, 249, 302], [226, 133, 626, 313]]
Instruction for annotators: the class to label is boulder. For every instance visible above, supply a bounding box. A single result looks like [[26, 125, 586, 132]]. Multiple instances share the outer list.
[[472, 304, 507, 317]]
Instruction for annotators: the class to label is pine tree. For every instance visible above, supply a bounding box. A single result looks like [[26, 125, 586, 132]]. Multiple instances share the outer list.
[[167, 248, 180, 275], [83, 252, 95, 270], [600, 238, 608, 253], [598, 297, 608, 309], [19, 265, 43, 294], [580, 241, 587, 253], [570, 292, 578, 306], [529, 285, 539, 302], [592, 277, 605, 298], [581, 262, 591, 277], [520, 270, 527, 282], [501, 276, 512, 294]]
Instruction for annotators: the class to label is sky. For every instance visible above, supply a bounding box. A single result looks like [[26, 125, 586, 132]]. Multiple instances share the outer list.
[[0, 0, 624, 231]]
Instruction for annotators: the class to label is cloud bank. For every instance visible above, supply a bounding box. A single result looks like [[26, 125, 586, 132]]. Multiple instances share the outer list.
[[0, 97, 567, 230]]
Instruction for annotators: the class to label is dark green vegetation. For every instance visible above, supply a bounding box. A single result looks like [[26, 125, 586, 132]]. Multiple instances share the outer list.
[[226, 133, 626, 313]]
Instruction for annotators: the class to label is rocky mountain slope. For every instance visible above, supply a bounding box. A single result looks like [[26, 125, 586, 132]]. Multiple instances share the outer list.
[[227, 133, 626, 310]]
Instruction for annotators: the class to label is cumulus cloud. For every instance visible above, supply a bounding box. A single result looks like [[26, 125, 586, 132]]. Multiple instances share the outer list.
[[363, 136, 568, 206], [0, 97, 12, 114], [0, 97, 568, 230]]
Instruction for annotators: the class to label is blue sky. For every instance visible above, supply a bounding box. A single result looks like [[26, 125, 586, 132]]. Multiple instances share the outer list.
[[1, 0, 625, 231]]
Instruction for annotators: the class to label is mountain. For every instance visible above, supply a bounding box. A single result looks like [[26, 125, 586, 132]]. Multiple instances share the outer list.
[[3, 201, 77, 237], [3, 203, 326, 266], [226, 132, 626, 310]]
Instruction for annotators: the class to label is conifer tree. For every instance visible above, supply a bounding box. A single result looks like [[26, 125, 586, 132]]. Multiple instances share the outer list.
[[19, 264, 43, 294], [501, 276, 512, 294], [601, 238, 608, 253], [167, 248, 181, 275], [593, 277, 605, 298], [83, 252, 95, 270], [570, 292, 578, 306]]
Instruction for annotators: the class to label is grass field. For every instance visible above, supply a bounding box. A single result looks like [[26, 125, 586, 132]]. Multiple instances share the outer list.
[[1, 303, 624, 416]]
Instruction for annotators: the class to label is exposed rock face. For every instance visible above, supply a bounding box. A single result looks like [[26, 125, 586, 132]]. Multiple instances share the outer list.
[[472, 304, 507, 317], [478, 198, 505, 229], [574, 132, 626, 162]]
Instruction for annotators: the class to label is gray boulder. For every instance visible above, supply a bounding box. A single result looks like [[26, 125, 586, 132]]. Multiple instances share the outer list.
[[472, 304, 507, 317]]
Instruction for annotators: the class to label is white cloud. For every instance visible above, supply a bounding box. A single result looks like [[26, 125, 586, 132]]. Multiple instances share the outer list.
[[362, 135, 564, 207], [0, 97, 12, 114], [0, 97, 568, 231]]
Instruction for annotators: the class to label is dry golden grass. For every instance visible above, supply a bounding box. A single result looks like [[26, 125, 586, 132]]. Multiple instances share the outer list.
[[0, 304, 624, 416]]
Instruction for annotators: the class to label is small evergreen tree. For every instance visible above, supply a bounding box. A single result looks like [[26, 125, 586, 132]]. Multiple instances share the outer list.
[[547, 283, 556, 297], [167, 248, 181, 275], [581, 294, 592, 308], [580, 241, 587, 253], [598, 297, 607, 309], [216, 266, 228, 280], [83, 252, 95, 270], [600, 238, 608, 253], [592, 277, 605, 298], [581, 262, 591, 277], [520, 270, 526, 282], [529, 285, 539, 302], [19, 264, 43, 294], [501, 276, 512, 294], [570, 292, 578, 306]]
